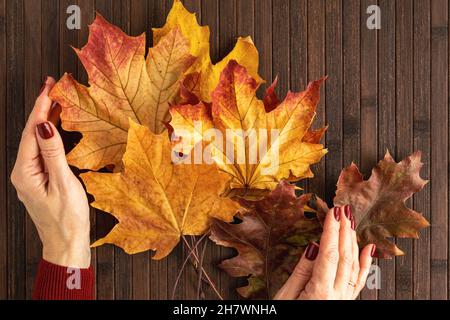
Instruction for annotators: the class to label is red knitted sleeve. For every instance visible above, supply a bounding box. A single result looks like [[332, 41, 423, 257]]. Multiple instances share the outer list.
[[32, 259, 95, 300]]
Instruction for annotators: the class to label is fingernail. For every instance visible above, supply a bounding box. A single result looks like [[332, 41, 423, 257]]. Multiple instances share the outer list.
[[350, 216, 356, 230], [344, 205, 353, 221], [305, 242, 320, 261], [51, 101, 59, 109], [370, 244, 377, 257], [333, 207, 341, 221], [37, 122, 54, 139], [39, 76, 49, 95]]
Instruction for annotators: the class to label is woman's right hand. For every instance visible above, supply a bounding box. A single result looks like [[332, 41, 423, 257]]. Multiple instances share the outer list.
[[10, 77, 91, 268], [274, 206, 376, 300]]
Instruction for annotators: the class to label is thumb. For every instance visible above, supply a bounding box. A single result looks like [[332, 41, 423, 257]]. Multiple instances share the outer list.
[[274, 242, 319, 300], [35, 121, 70, 181]]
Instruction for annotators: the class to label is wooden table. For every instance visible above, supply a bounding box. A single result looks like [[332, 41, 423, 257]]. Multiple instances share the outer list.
[[0, 0, 448, 300]]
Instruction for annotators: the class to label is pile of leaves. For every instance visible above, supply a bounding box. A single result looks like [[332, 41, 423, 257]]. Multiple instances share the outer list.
[[50, 0, 429, 299]]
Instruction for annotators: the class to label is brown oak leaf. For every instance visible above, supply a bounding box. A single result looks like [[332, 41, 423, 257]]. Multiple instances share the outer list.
[[334, 151, 430, 258], [210, 180, 328, 299]]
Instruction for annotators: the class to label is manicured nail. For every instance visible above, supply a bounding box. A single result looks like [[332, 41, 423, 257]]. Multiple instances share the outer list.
[[333, 207, 341, 221], [370, 244, 377, 257], [350, 216, 356, 230], [344, 205, 353, 221], [305, 242, 320, 261], [39, 76, 49, 95], [37, 122, 54, 139]]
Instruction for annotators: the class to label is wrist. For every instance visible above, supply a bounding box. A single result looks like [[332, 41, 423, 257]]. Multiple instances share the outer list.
[[42, 235, 91, 268]]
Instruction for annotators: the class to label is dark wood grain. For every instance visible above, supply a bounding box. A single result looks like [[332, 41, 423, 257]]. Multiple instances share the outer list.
[[431, 0, 448, 300], [24, 0, 43, 300], [6, 0, 26, 300], [395, 0, 414, 300], [1, 0, 448, 300], [0, 0, 7, 300], [307, 0, 326, 197], [360, 0, 378, 301], [324, 0, 342, 205], [413, 0, 431, 300], [377, 0, 397, 300]]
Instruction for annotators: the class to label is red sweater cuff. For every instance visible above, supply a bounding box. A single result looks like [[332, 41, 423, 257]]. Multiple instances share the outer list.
[[33, 259, 94, 300]]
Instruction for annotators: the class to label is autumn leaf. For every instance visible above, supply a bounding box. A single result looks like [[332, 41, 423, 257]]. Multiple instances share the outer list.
[[80, 120, 240, 260], [170, 60, 328, 200], [49, 14, 195, 171], [334, 151, 430, 259], [153, 0, 263, 102], [263, 77, 328, 145], [210, 181, 328, 299]]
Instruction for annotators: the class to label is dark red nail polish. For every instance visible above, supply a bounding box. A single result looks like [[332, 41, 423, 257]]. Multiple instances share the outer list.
[[37, 122, 54, 139], [370, 244, 377, 257], [333, 207, 341, 221], [305, 242, 320, 261], [344, 205, 353, 220], [350, 216, 356, 230], [39, 76, 48, 95]]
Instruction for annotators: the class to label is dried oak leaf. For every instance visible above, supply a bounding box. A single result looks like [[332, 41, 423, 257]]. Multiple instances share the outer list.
[[170, 60, 328, 200], [49, 14, 195, 171], [334, 151, 429, 259], [210, 180, 328, 299], [81, 120, 240, 259], [153, 0, 263, 103]]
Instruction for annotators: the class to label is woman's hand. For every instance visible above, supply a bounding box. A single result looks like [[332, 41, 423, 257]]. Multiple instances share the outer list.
[[10, 77, 91, 268], [274, 206, 376, 300]]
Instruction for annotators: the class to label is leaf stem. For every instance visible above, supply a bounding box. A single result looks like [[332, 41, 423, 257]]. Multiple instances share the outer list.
[[171, 233, 208, 299], [182, 235, 224, 300]]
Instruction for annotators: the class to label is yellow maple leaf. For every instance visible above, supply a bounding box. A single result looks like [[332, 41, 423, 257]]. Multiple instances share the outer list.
[[81, 120, 240, 259], [49, 14, 195, 171], [153, 0, 263, 103], [170, 61, 328, 200]]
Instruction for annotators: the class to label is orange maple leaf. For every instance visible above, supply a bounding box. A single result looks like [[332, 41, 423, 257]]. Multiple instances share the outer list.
[[50, 14, 195, 171]]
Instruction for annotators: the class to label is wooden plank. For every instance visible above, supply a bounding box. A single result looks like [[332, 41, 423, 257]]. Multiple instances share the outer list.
[[395, 0, 414, 300], [430, 0, 448, 300], [360, 0, 378, 301], [413, 0, 431, 300], [147, 0, 167, 300], [289, 0, 307, 93], [218, 0, 238, 300], [77, 0, 96, 299], [237, 0, 254, 38], [0, 0, 7, 300], [254, 0, 272, 93], [324, 0, 343, 204], [342, 0, 360, 168], [6, 0, 26, 299], [129, 0, 150, 301], [93, 0, 115, 300], [377, 0, 396, 300], [24, 0, 42, 299], [307, 0, 325, 197], [272, 0, 289, 99], [0, 0, 6, 299]]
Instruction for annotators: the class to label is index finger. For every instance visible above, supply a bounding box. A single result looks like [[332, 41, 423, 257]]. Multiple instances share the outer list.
[[16, 77, 56, 163], [310, 207, 341, 288]]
